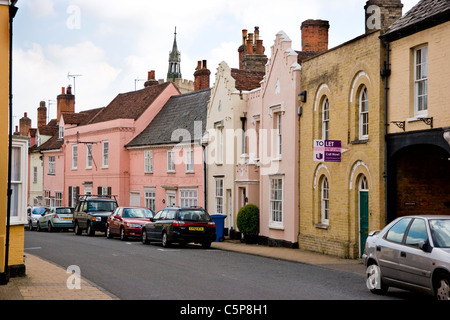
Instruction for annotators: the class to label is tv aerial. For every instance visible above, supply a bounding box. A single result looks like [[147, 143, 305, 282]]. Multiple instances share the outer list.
[[67, 72, 83, 95]]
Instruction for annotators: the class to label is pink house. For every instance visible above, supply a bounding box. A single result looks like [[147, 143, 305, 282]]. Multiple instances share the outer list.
[[126, 87, 211, 212], [63, 79, 180, 207]]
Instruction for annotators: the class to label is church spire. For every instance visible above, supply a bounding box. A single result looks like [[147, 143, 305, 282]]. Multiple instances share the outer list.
[[167, 27, 182, 81]]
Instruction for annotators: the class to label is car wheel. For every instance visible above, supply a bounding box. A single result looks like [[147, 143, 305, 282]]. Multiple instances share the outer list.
[[435, 273, 450, 300], [28, 222, 34, 231], [87, 222, 95, 237], [162, 232, 170, 248], [201, 241, 211, 249], [74, 221, 82, 235], [142, 229, 150, 244], [366, 263, 388, 295], [120, 227, 127, 241], [48, 222, 53, 232], [36, 223, 41, 232]]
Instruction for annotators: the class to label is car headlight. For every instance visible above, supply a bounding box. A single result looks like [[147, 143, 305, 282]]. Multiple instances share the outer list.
[[92, 217, 102, 222], [126, 223, 142, 228]]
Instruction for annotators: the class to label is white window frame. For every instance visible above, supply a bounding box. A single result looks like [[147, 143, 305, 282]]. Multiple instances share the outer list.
[[167, 150, 175, 172], [102, 140, 109, 168], [359, 87, 369, 140], [322, 98, 330, 140], [269, 176, 283, 229], [44, 190, 51, 207], [58, 125, 64, 139], [215, 178, 224, 214], [144, 187, 156, 212], [48, 156, 56, 175], [72, 145, 78, 169], [55, 191, 63, 207], [321, 177, 330, 225], [86, 143, 93, 169], [179, 188, 198, 208], [185, 149, 194, 173], [414, 45, 428, 117], [217, 126, 223, 164], [10, 139, 28, 225], [144, 150, 153, 173]]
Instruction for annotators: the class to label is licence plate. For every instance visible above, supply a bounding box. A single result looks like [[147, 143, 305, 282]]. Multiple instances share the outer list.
[[63, 217, 72, 220], [189, 227, 204, 232]]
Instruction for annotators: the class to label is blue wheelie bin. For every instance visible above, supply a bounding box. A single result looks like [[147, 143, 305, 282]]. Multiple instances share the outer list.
[[210, 214, 227, 242]]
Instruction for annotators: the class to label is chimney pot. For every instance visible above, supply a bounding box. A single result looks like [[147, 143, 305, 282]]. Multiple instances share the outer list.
[[61, 87, 66, 95]]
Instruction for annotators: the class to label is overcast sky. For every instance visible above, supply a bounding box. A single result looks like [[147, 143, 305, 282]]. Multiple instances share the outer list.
[[11, 0, 418, 129]]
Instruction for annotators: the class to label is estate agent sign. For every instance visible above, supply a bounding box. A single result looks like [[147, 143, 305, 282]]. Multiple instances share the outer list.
[[314, 140, 341, 162]]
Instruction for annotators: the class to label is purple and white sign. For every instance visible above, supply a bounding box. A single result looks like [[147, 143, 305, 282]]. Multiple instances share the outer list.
[[314, 140, 341, 162]]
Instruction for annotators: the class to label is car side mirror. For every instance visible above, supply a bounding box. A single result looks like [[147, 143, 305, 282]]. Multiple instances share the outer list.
[[149, 217, 155, 222], [419, 240, 432, 253]]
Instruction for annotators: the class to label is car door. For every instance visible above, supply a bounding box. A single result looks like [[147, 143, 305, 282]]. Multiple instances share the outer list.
[[396, 218, 432, 288], [377, 217, 413, 281], [39, 208, 51, 229], [109, 208, 122, 235], [148, 210, 165, 239]]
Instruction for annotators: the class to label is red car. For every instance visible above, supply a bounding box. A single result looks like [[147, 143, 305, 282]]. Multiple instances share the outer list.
[[106, 207, 154, 240]]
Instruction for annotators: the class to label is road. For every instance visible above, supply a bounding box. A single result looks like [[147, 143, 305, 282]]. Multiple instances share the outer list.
[[24, 230, 406, 301]]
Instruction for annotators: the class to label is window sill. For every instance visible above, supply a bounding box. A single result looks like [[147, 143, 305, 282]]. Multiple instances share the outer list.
[[315, 223, 329, 230], [350, 139, 368, 145], [269, 223, 284, 230]]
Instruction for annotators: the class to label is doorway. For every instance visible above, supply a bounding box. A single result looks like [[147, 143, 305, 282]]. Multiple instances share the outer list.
[[359, 175, 369, 256]]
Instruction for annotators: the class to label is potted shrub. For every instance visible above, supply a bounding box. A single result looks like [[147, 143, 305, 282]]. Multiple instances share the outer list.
[[236, 204, 259, 244]]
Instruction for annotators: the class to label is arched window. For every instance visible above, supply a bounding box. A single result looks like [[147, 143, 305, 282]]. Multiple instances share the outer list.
[[359, 87, 369, 140], [322, 98, 330, 140], [321, 177, 329, 225]]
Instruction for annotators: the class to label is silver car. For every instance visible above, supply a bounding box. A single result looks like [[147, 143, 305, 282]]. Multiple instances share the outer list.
[[37, 207, 74, 232], [363, 215, 450, 300]]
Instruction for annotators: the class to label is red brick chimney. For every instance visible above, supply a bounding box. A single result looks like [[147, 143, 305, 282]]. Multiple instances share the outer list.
[[194, 60, 210, 91], [19, 112, 31, 136], [301, 19, 330, 53], [37, 101, 47, 128], [238, 26, 268, 72], [57, 86, 75, 121], [144, 70, 159, 87]]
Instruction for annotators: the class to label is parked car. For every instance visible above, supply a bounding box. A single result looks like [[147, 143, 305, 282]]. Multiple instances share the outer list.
[[37, 207, 74, 232], [363, 215, 450, 300], [141, 206, 216, 248], [27, 206, 47, 231], [107, 207, 154, 240], [73, 195, 118, 236]]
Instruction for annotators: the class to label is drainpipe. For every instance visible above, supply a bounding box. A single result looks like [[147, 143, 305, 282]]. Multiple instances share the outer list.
[[382, 40, 391, 225], [4, 0, 19, 284]]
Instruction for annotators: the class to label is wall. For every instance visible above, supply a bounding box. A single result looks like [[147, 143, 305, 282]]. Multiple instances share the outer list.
[[299, 31, 386, 258]]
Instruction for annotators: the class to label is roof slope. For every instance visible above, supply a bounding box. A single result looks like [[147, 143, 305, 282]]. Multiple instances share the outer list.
[[126, 88, 210, 147], [87, 82, 172, 125], [231, 69, 265, 91], [383, 0, 450, 40]]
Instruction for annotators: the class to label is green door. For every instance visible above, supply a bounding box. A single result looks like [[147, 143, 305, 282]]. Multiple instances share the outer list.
[[359, 191, 369, 256]]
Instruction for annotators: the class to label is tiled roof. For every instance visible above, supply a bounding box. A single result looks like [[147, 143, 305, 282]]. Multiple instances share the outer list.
[[230, 69, 265, 91], [87, 82, 173, 125], [383, 0, 450, 40], [38, 119, 58, 136], [62, 108, 104, 126], [126, 88, 210, 147], [37, 134, 64, 152]]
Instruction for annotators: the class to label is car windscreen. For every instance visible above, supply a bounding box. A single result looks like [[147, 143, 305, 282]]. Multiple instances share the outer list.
[[429, 219, 450, 248], [56, 208, 73, 214], [32, 207, 46, 215], [123, 208, 153, 218], [87, 201, 117, 212], [178, 210, 211, 222]]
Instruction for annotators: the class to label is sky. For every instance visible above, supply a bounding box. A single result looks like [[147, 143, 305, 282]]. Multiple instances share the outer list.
[[11, 0, 418, 129]]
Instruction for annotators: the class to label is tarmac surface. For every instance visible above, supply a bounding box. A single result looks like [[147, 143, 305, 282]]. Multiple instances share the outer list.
[[0, 240, 365, 300]]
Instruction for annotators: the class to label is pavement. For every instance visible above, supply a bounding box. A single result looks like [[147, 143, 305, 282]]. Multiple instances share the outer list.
[[0, 240, 365, 300]]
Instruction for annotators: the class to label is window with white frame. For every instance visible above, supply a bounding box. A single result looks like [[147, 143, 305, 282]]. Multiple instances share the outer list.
[[167, 150, 175, 172], [10, 141, 28, 224], [144, 150, 153, 173], [55, 192, 63, 207], [414, 45, 428, 116], [321, 177, 329, 225], [48, 156, 56, 175], [145, 187, 156, 212], [359, 87, 369, 140], [58, 125, 64, 139], [102, 140, 109, 168], [215, 178, 224, 214], [217, 126, 223, 164], [270, 176, 283, 227], [86, 143, 93, 169], [322, 98, 330, 140], [44, 190, 51, 207], [72, 145, 78, 169], [185, 149, 194, 173], [180, 189, 198, 208]]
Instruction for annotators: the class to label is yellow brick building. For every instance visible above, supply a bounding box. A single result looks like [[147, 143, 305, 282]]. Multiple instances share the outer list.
[[298, 1, 403, 259], [0, 0, 25, 285], [382, 0, 450, 221]]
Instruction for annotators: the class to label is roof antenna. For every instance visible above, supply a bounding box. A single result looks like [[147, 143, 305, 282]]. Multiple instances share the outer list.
[[67, 72, 83, 95]]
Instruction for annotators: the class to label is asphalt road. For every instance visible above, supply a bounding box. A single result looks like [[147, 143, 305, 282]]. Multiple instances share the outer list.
[[24, 230, 401, 301]]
